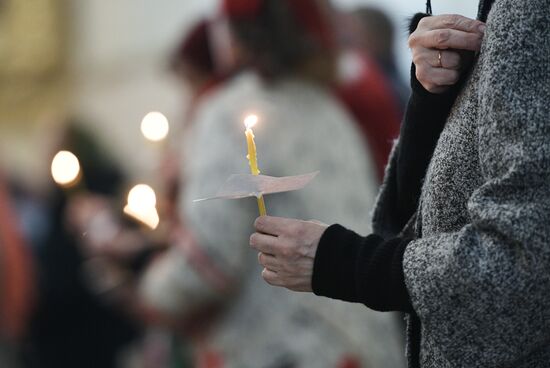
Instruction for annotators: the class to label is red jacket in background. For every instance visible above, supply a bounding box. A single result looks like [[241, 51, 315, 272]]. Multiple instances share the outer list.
[[336, 50, 402, 181], [0, 175, 34, 342]]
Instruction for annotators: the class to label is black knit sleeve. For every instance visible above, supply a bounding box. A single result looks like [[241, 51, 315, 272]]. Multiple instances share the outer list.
[[312, 224, 413, 313], [373, 13, 468, 237]]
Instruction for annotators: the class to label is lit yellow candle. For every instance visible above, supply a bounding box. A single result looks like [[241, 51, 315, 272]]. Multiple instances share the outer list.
[[244, 115, 267, 216]]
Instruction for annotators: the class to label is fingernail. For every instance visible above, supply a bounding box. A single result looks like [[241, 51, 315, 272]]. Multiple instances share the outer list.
[[478, 24, 486, 33]]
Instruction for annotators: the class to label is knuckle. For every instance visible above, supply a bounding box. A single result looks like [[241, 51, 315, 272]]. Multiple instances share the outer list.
[[411, 51, 423, 65], [470, 20, 483, 32], [442, 14, 460, 28], [435, 30, 451, 47], [295, 224, 306, 238], [289, 223, 301, 237], [415, 67, 427, 82], [280, 246, 292, 258], [407, 33, 418, 48], [254, 217, 264, 230], [261, 269, 274, 283], [417, 17, 429, 30], [297, 245, 310, 258]]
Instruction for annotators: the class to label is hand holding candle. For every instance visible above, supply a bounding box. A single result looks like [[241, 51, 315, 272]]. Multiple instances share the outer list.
[[244, 115, 267, 216]]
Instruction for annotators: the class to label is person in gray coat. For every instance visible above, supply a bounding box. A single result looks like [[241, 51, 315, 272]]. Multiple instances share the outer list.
[[250, 0, 550, 367]]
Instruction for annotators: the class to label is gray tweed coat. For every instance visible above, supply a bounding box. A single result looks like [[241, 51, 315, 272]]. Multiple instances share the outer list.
[[373, 0, 550, 367]]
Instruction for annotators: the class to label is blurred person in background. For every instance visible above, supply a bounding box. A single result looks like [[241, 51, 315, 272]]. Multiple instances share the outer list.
[[145, 19, 231, 368], [351, 7, 409, 112], [317, 1, 402, 181], [65, 19, 234, 368], [0, 171, 35, 368], [170, 19, 229, 123], [22, 123, 142, 368], [65, 19, 236, 368], [138, 0, 405, 367], [161, 19, 230, 222]]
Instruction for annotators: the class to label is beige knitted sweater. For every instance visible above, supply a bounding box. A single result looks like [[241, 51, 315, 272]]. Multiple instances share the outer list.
[[141, 72, 405, 368]]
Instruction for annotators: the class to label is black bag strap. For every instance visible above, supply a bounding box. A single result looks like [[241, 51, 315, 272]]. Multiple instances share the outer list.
[[426, 0, 432, 15], [478, 0, 495, 22]]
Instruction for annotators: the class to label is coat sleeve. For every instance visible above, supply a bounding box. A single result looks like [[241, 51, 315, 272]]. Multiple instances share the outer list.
[[403, 1, 550, 366], [140, 101, 256, 317]]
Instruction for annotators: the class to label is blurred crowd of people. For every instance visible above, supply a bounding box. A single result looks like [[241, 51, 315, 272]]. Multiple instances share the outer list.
[[0, 0, 407, 367]]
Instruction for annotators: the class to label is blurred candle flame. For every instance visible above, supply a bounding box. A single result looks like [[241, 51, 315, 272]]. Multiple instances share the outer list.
[[141, 111, 170, 142], [123, 184, 160, 230], [51, 151, 81, 187], [244, 114, 258, 130]]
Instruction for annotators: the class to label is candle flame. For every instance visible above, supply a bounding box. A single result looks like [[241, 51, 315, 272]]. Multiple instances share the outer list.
[[124, 184, 160, 230], [244, 115, 258, 130], [141, 111, 170, 142], [51, 151, 81, 187], [127, 184, 157, 208]]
